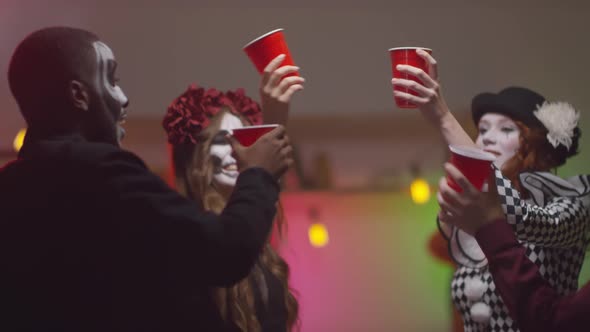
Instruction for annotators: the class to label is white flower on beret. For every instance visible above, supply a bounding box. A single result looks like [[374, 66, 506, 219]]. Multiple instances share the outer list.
[[534, 101, 580, 150]]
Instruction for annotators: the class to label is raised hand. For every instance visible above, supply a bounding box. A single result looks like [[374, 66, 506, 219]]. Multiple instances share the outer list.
[[391, 49, 450, 123], [392, 49, 475, 147], [259, 54, 305, 126], [437, 163, 504, 235], [228, 125, 294, 180]]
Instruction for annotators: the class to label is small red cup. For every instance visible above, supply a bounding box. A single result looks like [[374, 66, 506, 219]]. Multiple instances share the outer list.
[[231, 124, 279, 147], [447, 145, 496, 192], [389, 47, 432, 109], [243, 28, 298, 77]]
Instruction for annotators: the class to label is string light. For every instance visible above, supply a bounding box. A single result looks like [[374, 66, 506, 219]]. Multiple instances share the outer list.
[[308, 207, 329, 248], [13, 128, 26, 152], [308, 223, 329, 248], [410, 178, 431, 204], [409, 163, 430, 204]]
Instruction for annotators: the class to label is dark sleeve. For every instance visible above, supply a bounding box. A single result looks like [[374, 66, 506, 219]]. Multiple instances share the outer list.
[[95, 148, 279, 287], [476, 219, 590, 332]]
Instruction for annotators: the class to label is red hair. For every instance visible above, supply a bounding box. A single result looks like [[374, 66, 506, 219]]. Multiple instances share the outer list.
[[501, 120, 569, 194]]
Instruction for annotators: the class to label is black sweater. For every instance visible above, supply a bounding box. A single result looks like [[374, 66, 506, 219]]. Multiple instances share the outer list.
[[0, 132, 279, 331]]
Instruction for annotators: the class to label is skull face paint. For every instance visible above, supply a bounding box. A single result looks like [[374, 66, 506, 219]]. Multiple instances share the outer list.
[[93, 41, 129, 142], [209, 112, 245, 191]]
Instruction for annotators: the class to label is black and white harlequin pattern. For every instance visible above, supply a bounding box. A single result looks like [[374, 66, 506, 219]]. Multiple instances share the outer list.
[[448, 170, 590, 332], [452, 267, 516, 332], [496, 169, 589, 249]]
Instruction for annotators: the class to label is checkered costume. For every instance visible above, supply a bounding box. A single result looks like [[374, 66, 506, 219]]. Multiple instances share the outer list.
[[439, 167, 590, 331]]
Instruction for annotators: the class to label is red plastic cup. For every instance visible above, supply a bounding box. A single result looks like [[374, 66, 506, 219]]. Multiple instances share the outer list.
[[447, 145, 496, 192], [389, 47, 432, 109], [231, 124, 279, 147], [243, 28, 298, 77]]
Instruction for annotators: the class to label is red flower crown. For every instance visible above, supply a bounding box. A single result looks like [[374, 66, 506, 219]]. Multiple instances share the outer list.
[[162, 84, 262, 145]]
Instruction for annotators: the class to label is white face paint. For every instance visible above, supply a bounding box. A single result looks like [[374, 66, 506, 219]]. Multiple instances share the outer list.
[[209, 112, 245, 190], [475, 113, 521, 168], [93, 41, 129, 142]]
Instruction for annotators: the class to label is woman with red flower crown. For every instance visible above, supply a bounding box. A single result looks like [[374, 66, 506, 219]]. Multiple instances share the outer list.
[[162, 55, 304, 332]]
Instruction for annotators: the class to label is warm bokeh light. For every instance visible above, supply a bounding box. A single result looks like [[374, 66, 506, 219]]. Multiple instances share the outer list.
[[13, 128, 26, 152], [308, 222, 329, 248], [410, 178, 431, 204]]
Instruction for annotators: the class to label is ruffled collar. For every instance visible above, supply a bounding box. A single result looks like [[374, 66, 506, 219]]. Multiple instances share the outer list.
[[448, 170, 590, 269], [519, 172, 590, 209]]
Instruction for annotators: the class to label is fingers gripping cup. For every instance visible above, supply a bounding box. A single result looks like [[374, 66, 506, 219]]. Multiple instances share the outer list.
[[243, 28, 298, 77], [389, 47, 432, 109], [232, 125, 279, 147], [448, 145, 496, 192]]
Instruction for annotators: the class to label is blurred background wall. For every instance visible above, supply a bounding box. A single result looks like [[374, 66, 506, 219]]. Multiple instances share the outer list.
[[1, 1, 588, 330]]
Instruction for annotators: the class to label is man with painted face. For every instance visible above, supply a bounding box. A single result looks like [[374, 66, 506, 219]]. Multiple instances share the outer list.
[[0, 27, 294, 331]]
